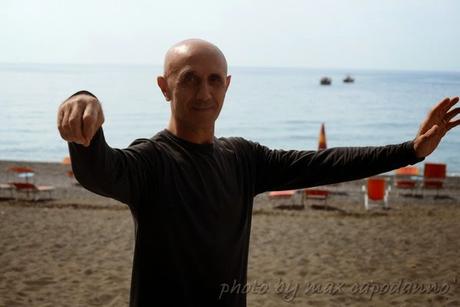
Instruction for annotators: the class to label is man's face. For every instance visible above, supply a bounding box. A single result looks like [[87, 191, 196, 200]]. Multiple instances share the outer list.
[[163, 50, 231, 130]]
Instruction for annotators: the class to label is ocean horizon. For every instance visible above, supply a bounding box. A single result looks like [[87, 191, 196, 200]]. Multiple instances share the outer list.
[[1, 63, 459, 175]]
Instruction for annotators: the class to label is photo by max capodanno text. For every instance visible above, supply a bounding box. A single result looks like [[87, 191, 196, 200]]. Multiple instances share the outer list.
[[218, 278, 457, 301]]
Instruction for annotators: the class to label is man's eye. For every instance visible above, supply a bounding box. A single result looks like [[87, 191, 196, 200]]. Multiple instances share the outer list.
[[209, 75, 223, 84], [182, 74, 198, 84]]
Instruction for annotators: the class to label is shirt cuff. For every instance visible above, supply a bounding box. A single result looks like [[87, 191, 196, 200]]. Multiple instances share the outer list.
[[404, 140, 425, 165]]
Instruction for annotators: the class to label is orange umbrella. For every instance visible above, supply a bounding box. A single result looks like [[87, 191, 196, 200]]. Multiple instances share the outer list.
[[318, 123, 327, 150], [7, 166, 35, 183], [62, 157, 75, 178], [8, 166, 34, 174], [62, 157, 71, 165]]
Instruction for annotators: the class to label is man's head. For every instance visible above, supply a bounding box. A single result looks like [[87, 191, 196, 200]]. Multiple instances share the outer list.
[[157, 39, 231, 132]]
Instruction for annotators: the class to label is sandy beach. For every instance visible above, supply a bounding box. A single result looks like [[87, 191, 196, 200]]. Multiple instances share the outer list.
[[1, 160, 459, 307]]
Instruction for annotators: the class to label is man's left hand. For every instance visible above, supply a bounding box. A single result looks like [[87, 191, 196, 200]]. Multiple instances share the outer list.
[[413, 96, 460, 158]]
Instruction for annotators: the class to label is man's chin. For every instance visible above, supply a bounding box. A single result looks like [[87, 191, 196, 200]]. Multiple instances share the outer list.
[[187, 116, 218, 128]]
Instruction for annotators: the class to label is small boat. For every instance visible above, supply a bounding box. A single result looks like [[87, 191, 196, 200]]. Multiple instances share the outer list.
[[320, 77, 332, 85], [343, 75, 354, 83]]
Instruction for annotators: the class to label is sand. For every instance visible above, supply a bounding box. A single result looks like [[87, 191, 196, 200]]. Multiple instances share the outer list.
[[1, 160, 459, 307]]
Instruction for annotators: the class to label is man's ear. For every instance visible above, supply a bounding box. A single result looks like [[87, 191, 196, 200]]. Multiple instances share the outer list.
[[157, 76, 171, 101], [225, 75, 232, 91]]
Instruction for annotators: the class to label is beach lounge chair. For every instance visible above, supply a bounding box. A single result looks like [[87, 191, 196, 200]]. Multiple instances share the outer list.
[[303, 188, 329, 206], [362, 177, 390, 210], [422, 163, 446, 198], [268, 190, 296, 198], [268, 190, 303, 209], [3, 166, 35, 198], [9, 182, 55, 201], [393, 166, 420, 196]]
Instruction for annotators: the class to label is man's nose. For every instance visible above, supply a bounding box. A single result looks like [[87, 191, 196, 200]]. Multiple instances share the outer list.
[[196, 81, 212, 101]]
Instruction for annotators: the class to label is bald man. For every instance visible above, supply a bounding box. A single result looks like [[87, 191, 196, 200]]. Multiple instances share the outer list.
[[58, 39, 460, 307]]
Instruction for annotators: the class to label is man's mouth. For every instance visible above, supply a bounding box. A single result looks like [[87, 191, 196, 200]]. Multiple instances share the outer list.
[[192, 104, 214, 111]]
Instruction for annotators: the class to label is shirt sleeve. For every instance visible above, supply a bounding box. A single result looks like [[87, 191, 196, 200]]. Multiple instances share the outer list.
[[68, 128, 156, 208], [65, 90, 156, 209], [251, 141, 424, 194]]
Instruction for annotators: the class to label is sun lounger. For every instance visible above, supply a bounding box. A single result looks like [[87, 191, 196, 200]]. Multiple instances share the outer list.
[[422, 163, 446, 198], [393, 166, 420, 196], [268, 190, 304, 209], [362, 177, 390, 210], [268, 190, 297, 198], [9, 182, 55, 201], [303, 188, 329, 206]]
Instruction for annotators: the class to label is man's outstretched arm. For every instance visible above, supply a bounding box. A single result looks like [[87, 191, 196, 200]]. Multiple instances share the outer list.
[[252, 140, 423, 193], [252, 96, 459, 193], [57, 91, 153, 206]]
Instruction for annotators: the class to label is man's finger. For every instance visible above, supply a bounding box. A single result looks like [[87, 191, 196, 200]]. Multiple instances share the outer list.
[[60, 105, 73, 139], [445, 107, 460, 122], [445, 96, 459, 112], [57, 105, 65, 127], [422, 124, 440, 140], [438, 96, 459, 115], [68, 104, 85, 143], [57, 107, 66, 136], [82, 103, 99, 145], [432, 97, 451, 115], [447, 119, 460, 131]]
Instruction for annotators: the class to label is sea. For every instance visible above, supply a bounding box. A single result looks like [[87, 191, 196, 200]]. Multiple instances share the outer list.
[[1, 64, 459, 175]]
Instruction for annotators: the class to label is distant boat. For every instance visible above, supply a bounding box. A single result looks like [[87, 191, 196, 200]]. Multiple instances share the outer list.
[[343, 75, 354, 83], [320, 77, 332, 85]]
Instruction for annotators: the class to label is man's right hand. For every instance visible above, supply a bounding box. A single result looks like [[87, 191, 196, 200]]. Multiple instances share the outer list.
[[57, 92, 105, 147]]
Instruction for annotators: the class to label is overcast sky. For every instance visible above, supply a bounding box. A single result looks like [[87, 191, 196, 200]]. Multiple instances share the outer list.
[[2, 0, 459, 71]]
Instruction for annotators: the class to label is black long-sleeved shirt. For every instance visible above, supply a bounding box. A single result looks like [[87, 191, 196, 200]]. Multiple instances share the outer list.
[[69, 127, 422, 307]]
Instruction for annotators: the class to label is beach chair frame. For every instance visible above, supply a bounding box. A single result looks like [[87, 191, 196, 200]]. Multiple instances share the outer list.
[[393, 166, 420, 197], [9, 182, 55, 201], [302, 188, 329, 206], [268, 190, 304, 209], [362, 177, 390, 210], [421, 163, 446, 198]]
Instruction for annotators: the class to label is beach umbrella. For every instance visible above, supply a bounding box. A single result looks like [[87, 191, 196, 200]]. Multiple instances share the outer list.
[[7, 166, 35, 183], [62, 157, 71, 165], [318, 123, 327, 150], [62, 156, 74, 178]]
